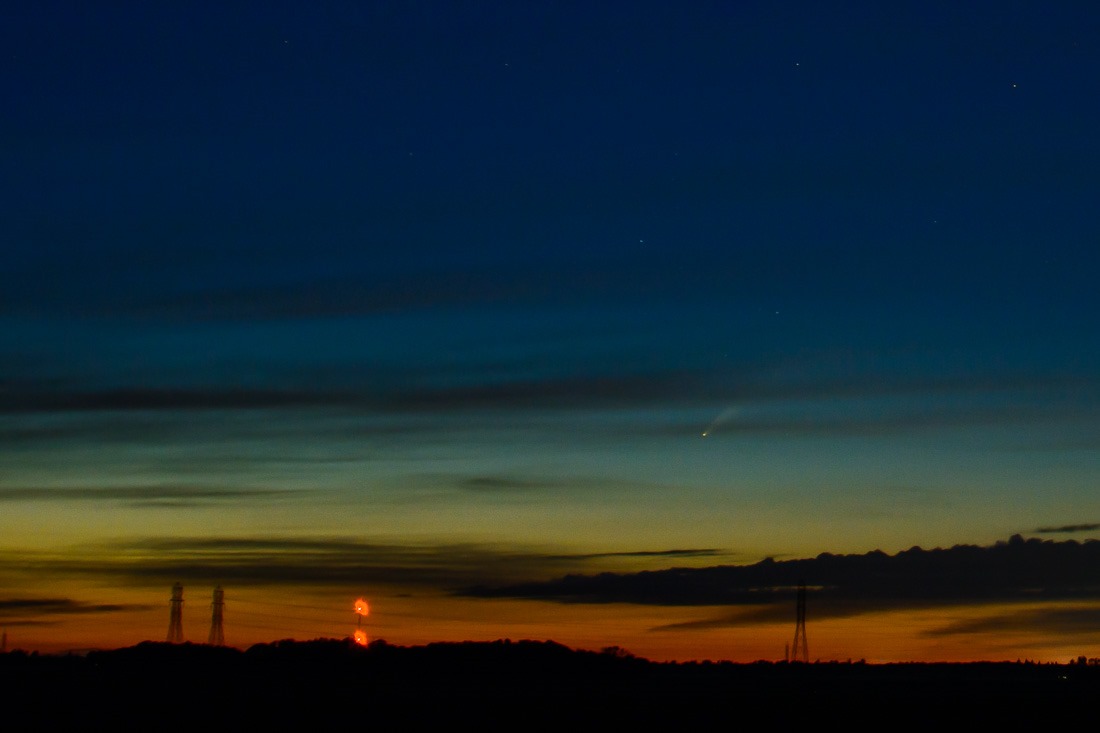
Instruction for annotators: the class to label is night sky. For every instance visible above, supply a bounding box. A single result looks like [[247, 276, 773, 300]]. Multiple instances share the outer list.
[[2, 1, 1099, 662]]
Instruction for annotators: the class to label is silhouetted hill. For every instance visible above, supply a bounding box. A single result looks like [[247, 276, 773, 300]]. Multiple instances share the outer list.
[[3, 639, 1098, 730]]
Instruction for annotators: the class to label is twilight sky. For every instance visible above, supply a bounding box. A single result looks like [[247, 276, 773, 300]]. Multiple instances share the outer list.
[[2, 1, 1099, 662]]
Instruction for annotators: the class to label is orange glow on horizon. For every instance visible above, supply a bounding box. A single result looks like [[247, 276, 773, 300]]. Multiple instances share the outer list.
[[5, 583, 1093, 665]]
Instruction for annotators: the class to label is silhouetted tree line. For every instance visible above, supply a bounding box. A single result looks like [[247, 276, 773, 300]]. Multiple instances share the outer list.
[[3, 638, 1099, 730]]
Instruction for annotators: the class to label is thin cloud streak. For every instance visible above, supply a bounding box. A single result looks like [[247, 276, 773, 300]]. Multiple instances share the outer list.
[[655, 602, 1100, 642], [563, 549, 724, 560], [452, 475, 559, 493], [649, 596, 1002, 631], [0, 598, 153, 617], [1036, 524, 1100, 535], [0, 387, 357, 413], [925, 606, 1100, 638], [0, 537, 720, 591], [0, 486, 293, 504], [435, 473, 683, 497]]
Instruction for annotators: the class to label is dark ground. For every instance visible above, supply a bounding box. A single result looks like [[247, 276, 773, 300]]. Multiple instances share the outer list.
[[3, 639, 1097, 730]]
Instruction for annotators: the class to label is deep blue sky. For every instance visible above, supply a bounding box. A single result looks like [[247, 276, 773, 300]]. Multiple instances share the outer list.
[[1, 1, 1099, 657], [6, 1, 1098, 329]]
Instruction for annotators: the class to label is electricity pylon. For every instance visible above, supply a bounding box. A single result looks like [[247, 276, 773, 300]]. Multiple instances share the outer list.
[[208, 586, 225, 646], [167, 583, 184, 643], [791, 581, 809, 663]]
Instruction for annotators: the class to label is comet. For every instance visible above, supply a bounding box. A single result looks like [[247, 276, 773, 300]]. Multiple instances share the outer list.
[[701, 406, 740, 438]]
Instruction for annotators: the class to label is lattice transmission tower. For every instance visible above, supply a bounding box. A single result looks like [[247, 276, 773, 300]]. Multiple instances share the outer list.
[[167, 582, 184, 643], [208, 586, 225, 646], [791, 581, 809, 662]]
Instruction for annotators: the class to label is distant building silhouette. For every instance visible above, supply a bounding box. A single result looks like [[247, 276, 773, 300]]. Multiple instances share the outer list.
[[167, 583, 184, 643]]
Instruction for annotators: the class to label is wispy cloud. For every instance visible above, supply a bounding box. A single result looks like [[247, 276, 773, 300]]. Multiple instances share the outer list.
[[653, 601, 1100, 642], [0, 372, 694, 417], [650, 599, 927, 631], [431, 473, 680, 497], [0, 598, 153, 618], [1036, 524, 1100, 535], [380, 372, 700, 412], [0, 485, 297, 508], [0, 537, 720, 591], [0, 388, 356, 414], [925, 605, 1100, 637], [660, 404, 1099, 439], [451, 476, 557, 493], [559, 549, 724, 561]]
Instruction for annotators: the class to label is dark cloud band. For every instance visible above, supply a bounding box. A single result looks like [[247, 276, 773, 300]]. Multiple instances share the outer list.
[[462, 535, 1100, 613], [1036, 524, 1100, 535]]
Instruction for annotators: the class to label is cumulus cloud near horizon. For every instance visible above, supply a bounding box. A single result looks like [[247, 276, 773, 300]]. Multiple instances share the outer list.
[[462, 534, 1100, 616]]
